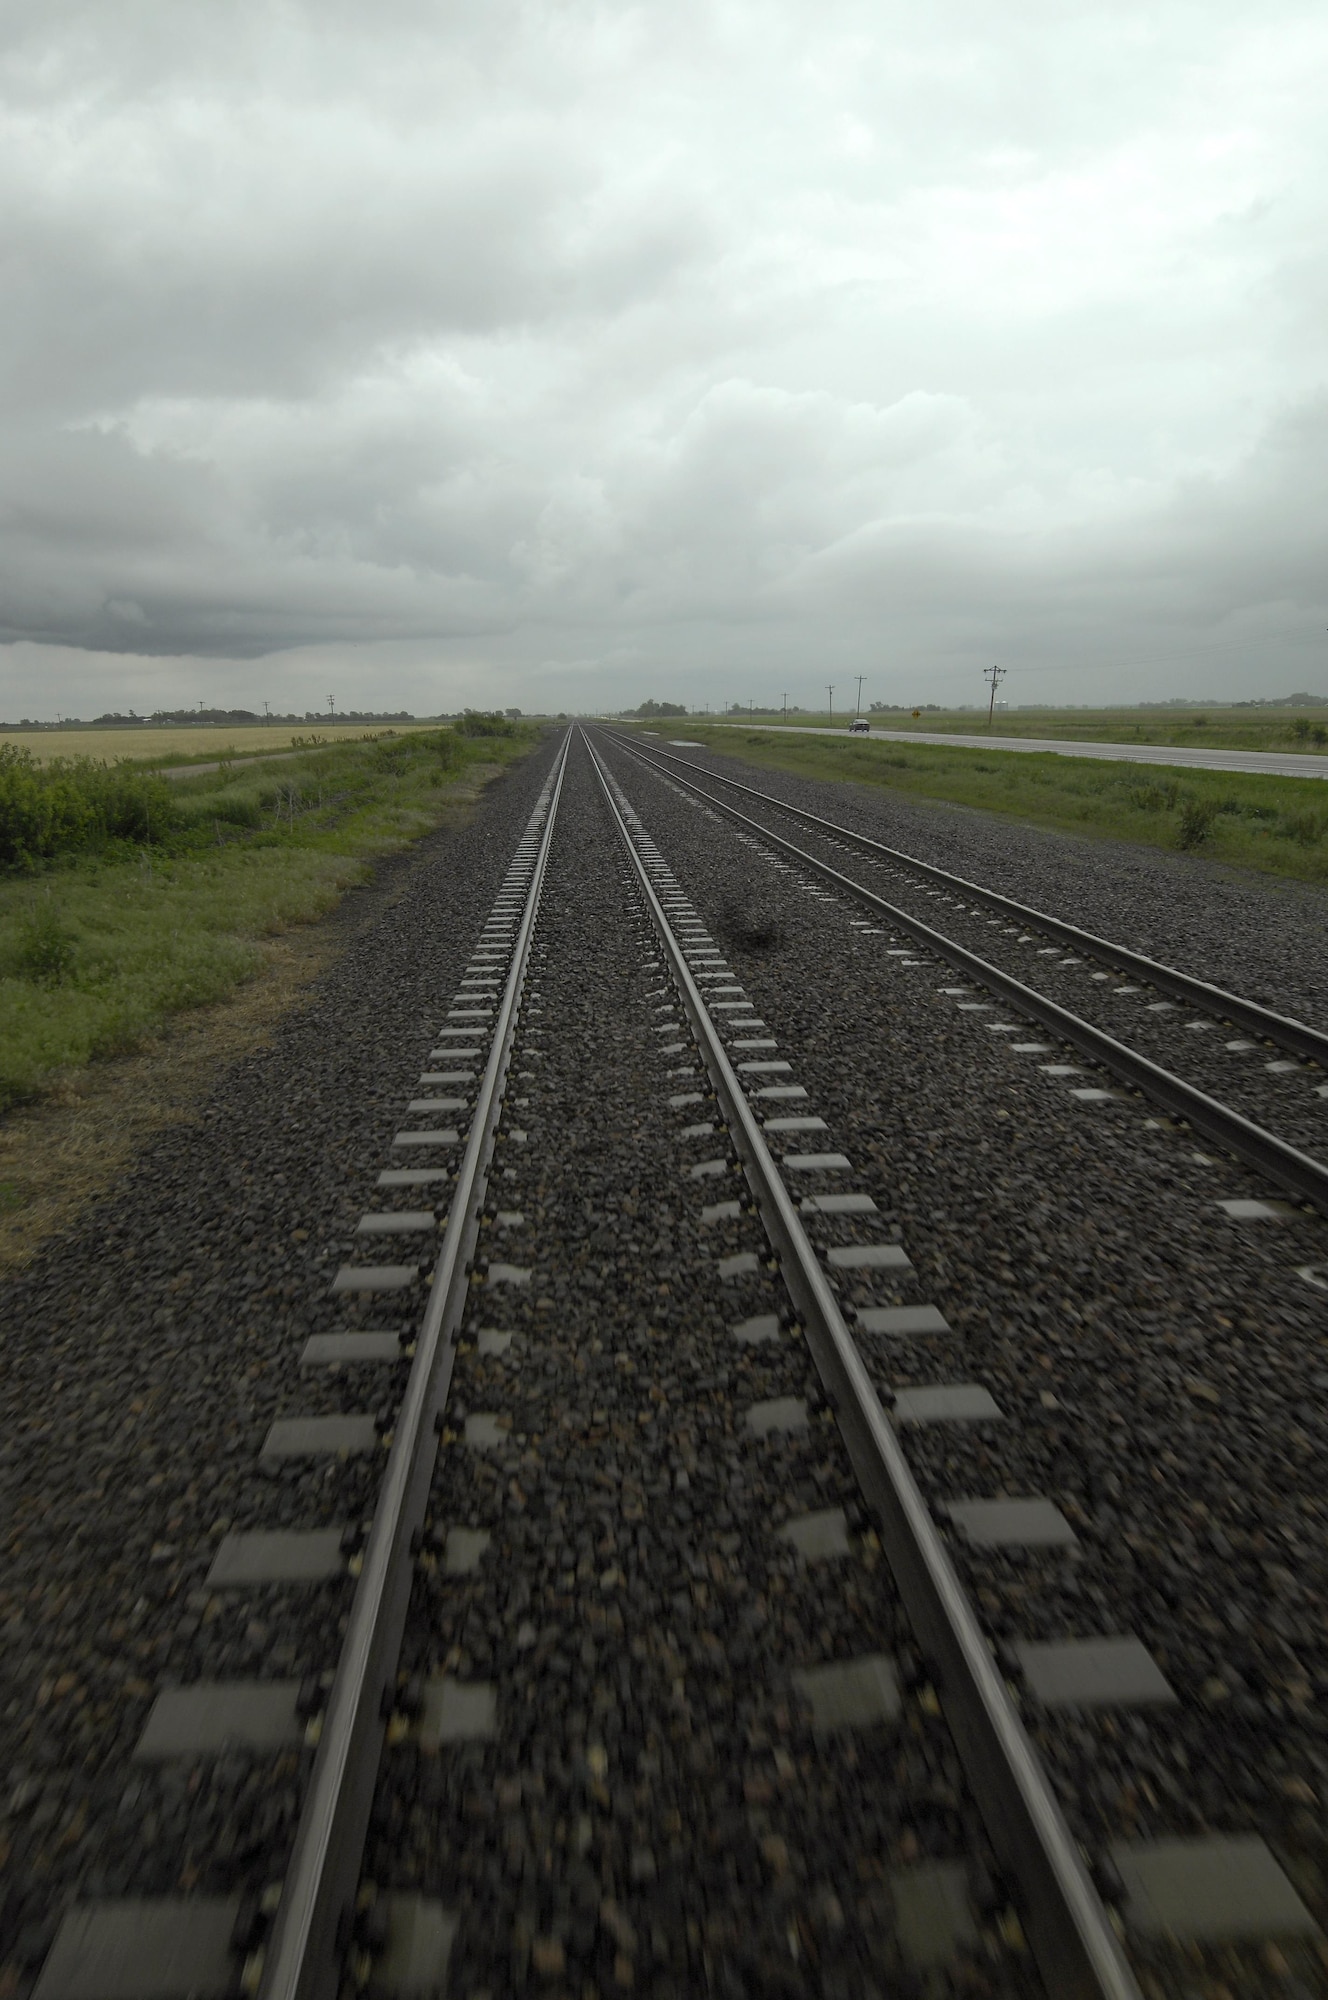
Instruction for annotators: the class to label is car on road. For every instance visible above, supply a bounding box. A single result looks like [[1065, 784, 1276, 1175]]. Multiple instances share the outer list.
[[848, 717, 870, 734]]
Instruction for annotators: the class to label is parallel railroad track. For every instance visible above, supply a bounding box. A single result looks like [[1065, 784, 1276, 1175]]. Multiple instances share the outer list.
[[23, 729, 1328, 2000], [607, 731, 1328, 1223]]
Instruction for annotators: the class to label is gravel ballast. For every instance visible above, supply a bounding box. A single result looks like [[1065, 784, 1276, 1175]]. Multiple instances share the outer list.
[[10, 722, 1328, 2000], [613, 735, 1328, 1164], [0, 739, 562, 1988], [598, 731, 1328, 1999], [620, 733, 1328, 1028], [365, 741, 1029, 1999]]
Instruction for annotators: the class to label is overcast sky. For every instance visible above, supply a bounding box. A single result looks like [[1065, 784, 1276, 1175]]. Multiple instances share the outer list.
[[2, 0, 1326, 718]]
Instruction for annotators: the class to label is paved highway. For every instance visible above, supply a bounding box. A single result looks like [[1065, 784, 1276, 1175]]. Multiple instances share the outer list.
[[695, 721, 1328, 780]]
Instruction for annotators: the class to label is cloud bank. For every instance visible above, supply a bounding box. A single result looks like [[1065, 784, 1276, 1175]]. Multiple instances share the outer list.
[[2, 0, 1326, 714]]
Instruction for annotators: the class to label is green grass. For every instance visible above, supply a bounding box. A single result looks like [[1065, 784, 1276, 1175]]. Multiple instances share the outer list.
[[700, 704, 1328, 755], [636, 724, 1328, 887], [0, 723, 540, 1111]]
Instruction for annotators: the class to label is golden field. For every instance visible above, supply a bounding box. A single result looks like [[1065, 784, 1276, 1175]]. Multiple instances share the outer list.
[[0, 721, 442, 766]]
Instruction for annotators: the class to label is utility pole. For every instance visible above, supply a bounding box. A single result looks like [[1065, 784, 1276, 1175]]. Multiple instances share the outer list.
[[854, 674, 864, 718], [826, 685, 835, 721], [327, 694, 335, 715], [985, 663, 1006, 729], [781, 692, 788, 718]]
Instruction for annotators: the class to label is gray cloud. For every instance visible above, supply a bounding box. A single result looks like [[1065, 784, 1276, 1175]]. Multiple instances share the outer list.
[[1, 0, 1326, 712]]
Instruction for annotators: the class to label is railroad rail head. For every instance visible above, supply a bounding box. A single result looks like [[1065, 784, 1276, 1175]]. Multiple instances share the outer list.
[[601, 729, 1328, 1221], [614, 729, 1328, 1070], [256, 731, 573, 2000], [583, 728, 1142, 2000]]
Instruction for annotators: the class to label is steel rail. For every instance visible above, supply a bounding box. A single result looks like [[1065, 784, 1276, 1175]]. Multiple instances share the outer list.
[[599, 730, 1328, 1219], [258, 731, 572, 2000], [613, 731, 1328, 1070], [583, 729, 1141, 2000]]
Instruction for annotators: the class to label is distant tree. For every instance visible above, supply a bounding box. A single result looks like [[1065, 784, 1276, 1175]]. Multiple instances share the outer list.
[[629, 699, 686, 718]]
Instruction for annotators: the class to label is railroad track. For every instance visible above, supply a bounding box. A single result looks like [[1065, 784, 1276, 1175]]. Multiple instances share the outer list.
[[19, 728, 1328, 2000], [608, 729, 1328, 1222]]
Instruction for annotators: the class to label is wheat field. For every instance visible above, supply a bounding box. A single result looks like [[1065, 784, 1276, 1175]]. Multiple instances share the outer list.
[[0, 722, 441, 766]]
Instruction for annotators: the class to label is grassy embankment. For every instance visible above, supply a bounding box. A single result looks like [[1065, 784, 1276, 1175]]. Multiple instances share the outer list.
[[0, 718, 538, 1116], [635, 724, 1328, 886], [699, 704, 1328, 754]]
